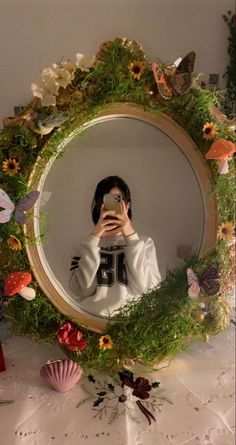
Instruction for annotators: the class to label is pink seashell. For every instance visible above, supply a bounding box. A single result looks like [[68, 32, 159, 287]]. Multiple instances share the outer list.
[[40, 359, 83, 392]]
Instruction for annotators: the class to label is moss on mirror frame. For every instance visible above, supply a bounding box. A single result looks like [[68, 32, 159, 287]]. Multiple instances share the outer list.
[[1, 37, 235, 373]]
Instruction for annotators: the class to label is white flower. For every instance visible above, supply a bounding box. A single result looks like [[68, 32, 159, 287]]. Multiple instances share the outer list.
[[42, 66, 57, 80], [50, 64, 73, 88], [31, 80, 58, 107], [31, 64, 62, 107], [31, 81, 45, 99], [41, 71, 60, 95], [75, 53, 95, 72], [40, 94, 57, 107], [30, 52, 91, 107], [62, 61, 76, 78], [42, 63, 75, 89]]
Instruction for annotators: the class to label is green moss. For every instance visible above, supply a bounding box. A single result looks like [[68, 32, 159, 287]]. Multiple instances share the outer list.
[[4, 290, 66, 343]]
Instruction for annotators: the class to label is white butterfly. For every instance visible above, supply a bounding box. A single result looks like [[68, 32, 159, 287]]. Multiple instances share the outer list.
[[187, 268, 200, 299], [0, 188, 40, 225]]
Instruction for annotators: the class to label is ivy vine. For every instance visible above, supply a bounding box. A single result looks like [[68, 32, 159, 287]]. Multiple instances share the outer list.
[[222, 10, 236, 117]]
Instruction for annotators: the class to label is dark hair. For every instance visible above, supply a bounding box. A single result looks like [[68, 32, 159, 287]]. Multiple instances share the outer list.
[[91, 176, 132, 224]]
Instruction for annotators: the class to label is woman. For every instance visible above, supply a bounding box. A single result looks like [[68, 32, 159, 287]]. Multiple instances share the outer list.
[[69, 176, 161, 317]]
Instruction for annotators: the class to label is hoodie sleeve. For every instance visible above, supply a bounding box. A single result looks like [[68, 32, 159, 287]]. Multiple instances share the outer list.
[[69, 235, 100, 300], [124, 233, 161, 296]]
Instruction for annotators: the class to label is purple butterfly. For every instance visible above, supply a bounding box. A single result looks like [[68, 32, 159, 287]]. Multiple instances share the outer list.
[[0, 188, 40, 225], [187, 263, 220, 299]]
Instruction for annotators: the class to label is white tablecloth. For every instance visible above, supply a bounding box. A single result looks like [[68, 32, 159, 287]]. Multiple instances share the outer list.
[[0, 326, 235, 445]]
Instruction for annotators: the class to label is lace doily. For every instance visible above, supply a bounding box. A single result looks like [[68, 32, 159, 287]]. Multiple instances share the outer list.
[[0, 325, 235, 445]]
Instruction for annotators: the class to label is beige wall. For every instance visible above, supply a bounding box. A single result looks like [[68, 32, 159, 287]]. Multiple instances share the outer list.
[[0, 0, 234, 122]]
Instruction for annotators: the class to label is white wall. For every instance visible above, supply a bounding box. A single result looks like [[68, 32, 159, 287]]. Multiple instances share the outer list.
[[0, 0, 234, 122]]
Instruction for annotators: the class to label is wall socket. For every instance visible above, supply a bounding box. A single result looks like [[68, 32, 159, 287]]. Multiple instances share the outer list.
[[208, 74, 219, 85]]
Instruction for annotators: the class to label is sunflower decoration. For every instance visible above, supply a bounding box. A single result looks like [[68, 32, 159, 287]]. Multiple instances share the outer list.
[[7, 235, 22, 251], [217, 222, 235, 241], [2, 158, 20, 176], [99, 335, 113, 350], [130, 60, 146, 80], [202, 122, 217, 140]]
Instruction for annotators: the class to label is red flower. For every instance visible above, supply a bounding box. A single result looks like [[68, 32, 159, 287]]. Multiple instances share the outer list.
[[122, 376, 152, 400], [118, 370, 157, 425], [120, 373, 152, 400], [57, 322, 73, 343], [62, 322, 73, 332], [132, 377, 152, 400], [57, 322, 87, 351], [66, 330, 87, 351]]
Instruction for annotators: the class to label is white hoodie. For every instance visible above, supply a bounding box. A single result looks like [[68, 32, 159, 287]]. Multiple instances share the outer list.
[[69, 232, 161, 317]]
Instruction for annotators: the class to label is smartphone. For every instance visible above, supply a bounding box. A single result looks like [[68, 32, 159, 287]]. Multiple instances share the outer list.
[[103, 194, 122, 215]]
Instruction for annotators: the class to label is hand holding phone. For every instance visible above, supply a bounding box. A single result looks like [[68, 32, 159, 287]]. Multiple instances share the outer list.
[[108, 198, 136, 237], [90, 194, 135, 238], [90, 201, 121, 238]]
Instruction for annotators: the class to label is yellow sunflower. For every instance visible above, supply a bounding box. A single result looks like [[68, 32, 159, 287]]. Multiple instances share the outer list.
[[2, 158, 20, 176], [217, 222, 235, 241], [99, 335, 113, 350], [202, 122, 217, 140], [7, 235, 22, 251], [130, 60, 145, 80]]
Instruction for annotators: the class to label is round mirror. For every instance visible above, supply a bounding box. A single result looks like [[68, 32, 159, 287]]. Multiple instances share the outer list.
[[25, 104, 217, 332]]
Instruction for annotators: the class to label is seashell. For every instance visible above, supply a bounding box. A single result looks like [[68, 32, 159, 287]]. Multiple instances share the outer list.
[[40, 359, 83, 392]]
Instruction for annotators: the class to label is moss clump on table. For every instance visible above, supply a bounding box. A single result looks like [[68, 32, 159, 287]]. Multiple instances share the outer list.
[[1, 38, 235, 373]]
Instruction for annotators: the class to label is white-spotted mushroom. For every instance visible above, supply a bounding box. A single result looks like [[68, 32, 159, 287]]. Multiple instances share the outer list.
[[4, 272, 36, 301]]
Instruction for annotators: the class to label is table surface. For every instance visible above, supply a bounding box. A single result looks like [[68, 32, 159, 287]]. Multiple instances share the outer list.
[[0, 326, 235, 445]]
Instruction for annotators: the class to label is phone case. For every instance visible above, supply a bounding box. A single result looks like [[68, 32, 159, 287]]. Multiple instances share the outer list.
[[103, 194, 122, 214]]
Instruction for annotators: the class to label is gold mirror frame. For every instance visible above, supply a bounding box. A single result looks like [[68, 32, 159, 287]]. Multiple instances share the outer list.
[[24, 103, 218, 332]]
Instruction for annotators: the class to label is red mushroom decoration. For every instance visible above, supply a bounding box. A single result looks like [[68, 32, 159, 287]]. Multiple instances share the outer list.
[[4, 272, 36, 301], [205, 138, 236, 174]]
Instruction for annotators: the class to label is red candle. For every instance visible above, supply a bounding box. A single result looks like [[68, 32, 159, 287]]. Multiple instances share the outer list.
[[0, 342, 6, 372]]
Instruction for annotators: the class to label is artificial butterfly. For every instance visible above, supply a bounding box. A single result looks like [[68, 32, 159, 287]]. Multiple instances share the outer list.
[[0, 188, 40, 225], [152, 51, 196, 100], [187, 263, 220, 300]]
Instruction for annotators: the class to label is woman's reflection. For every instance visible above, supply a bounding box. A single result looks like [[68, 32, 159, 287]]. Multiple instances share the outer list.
[[69, 176, 161, 317]]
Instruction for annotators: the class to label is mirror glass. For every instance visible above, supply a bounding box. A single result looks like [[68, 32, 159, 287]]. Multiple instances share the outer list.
[[36, 116, 204, 319]]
